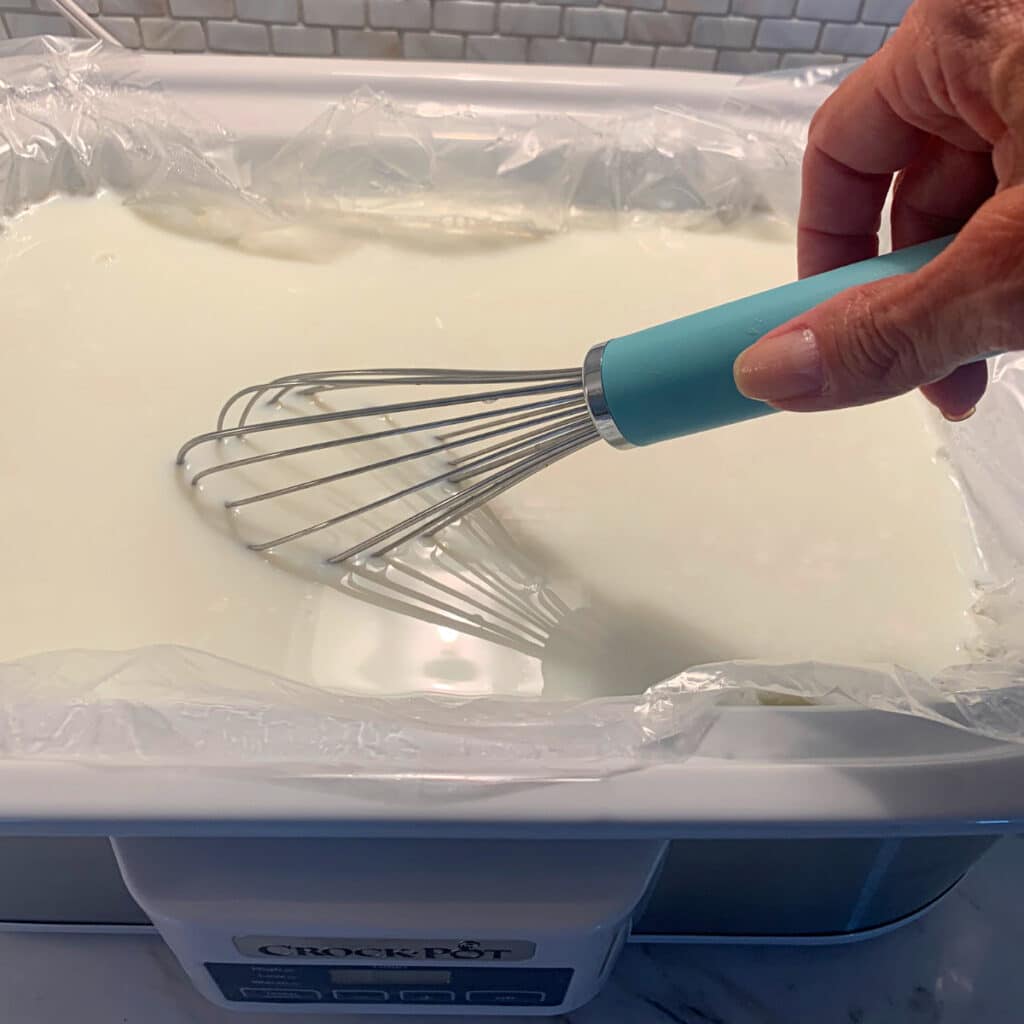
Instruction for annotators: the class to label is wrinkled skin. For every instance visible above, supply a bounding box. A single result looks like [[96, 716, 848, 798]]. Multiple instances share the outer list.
[[733, 0, 1024, 420]]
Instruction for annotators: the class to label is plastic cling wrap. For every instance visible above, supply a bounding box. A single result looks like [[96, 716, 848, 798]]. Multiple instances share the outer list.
[[0, 37, 838, 243], [2, 39, 1023, 783]]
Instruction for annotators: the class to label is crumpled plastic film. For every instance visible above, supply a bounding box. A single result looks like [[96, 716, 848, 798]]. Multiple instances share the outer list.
[[2, 38, 1023, 782], [711, 62, 859, 224], [248, 90, 593, 239], [0, 646, 724, 780], [0, 37, 809, 246], [0, 37, 249, 218], [637, 352, 1024, 747]]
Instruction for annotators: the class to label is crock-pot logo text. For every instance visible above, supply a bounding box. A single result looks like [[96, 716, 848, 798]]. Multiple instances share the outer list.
[[260, 940, 510, 961], [235, 936, 537, 962]]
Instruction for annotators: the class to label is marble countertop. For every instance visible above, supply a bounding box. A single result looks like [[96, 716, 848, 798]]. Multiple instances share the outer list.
[[3, 837, 1021, 1024]]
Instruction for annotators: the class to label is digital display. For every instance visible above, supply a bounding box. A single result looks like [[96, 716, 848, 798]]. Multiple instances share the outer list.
[[329, 969, 453, 987]]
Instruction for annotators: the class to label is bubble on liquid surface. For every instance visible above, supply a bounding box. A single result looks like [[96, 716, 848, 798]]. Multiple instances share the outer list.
[[355, 554, 389, 575], [414, 534, 439, 557]]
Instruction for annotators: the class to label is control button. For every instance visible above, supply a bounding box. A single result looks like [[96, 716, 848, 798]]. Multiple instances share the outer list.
[[239, 987, 322, 1002], [332, 990, 389, 1004], [467, 991, 547, 1006], [400, 990, 457, 1004]]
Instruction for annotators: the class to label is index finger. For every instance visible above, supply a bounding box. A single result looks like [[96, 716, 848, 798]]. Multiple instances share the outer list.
[[799, 48, 928, 276], [798, 12, 990, 277]]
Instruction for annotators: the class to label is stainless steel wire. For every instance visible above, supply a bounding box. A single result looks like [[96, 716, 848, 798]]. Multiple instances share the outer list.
[[177, 368, 600, 564], [49, 0, 124, 46], [338, 509, 573, 658]]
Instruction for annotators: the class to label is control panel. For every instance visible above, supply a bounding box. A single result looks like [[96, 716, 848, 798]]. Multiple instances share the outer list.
[[206, 964, 574, 1007]]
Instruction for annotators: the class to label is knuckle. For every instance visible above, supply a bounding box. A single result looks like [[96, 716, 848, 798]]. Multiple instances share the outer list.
[[830, 287, 927, 395], [924, 0, 1014, 41], [971, 191, 1024, 259], [906, 0, 1022, 125], [805, 102, 833, 152]]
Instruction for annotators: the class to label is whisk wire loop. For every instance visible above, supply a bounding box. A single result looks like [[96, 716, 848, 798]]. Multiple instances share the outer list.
[[178, 368, 599, 564]]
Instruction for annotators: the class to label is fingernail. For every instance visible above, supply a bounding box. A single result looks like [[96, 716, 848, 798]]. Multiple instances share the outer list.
[[734, 328, 825, 402], [943, 405, 976, 423]]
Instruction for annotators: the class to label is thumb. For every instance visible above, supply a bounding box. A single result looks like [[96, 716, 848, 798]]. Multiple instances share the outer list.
[[733, 187, 1024, 418]]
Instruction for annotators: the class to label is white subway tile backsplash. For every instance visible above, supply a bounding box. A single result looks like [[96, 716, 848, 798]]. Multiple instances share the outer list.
[[302, 0, 364, 27], [756, 16, 818, 49], [498, 3, 560, 35], [715, 47, 778, 71], [795, 0, 859, 21], [666, 0, 727, 13], [0, 0, 901, 73], [368, 0, 430, 29], [604, 0, 664, 9], [692, 14, 753, 48], [335, 26, 400, 55], [207, 18, 269, 49], [140, 16, 205, 48], [434, 0, 495, 33], [97, 15, 142, 44], [820, 20, 884, 54], [527, 35, 592, 61], [5, 11, 72, 32], [403, 29, 465, 56], [37, 0, 99, 13], [655, 43, 715, 68], [237, 0, 298, 22], [627, 10, 690, 44], [593, 39, 652, 62], [564, 5, 626, 39], [271, 22, 334, 51], [861, 0, 909, 25], [780, 50, 842, 66], [465, 31, 527, 57], [101, 0, 166, 16], [731, 0, 793, 14], [168, 0, 230, 16]]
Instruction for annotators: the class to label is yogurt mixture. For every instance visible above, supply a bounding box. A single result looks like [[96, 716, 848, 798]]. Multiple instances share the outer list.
[[0, 194, 978, 698]]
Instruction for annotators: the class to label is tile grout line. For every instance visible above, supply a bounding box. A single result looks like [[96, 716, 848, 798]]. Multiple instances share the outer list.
[[0, 0, 907, 62]]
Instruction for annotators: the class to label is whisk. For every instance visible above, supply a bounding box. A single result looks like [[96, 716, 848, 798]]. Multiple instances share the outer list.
[[177, 235, 952, 565], [339, 509, 572, 660], [331, 510, 699, 697]]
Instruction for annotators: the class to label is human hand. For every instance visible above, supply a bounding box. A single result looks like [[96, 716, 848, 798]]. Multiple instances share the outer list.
[[733, 0, 1024, 421]]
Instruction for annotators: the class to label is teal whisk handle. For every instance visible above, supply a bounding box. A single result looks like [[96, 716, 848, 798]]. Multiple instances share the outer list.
[[592, 235, 954, 448]]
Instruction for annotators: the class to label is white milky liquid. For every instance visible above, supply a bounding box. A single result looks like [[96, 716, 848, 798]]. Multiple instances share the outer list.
[[0, 194, 978, 699]]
